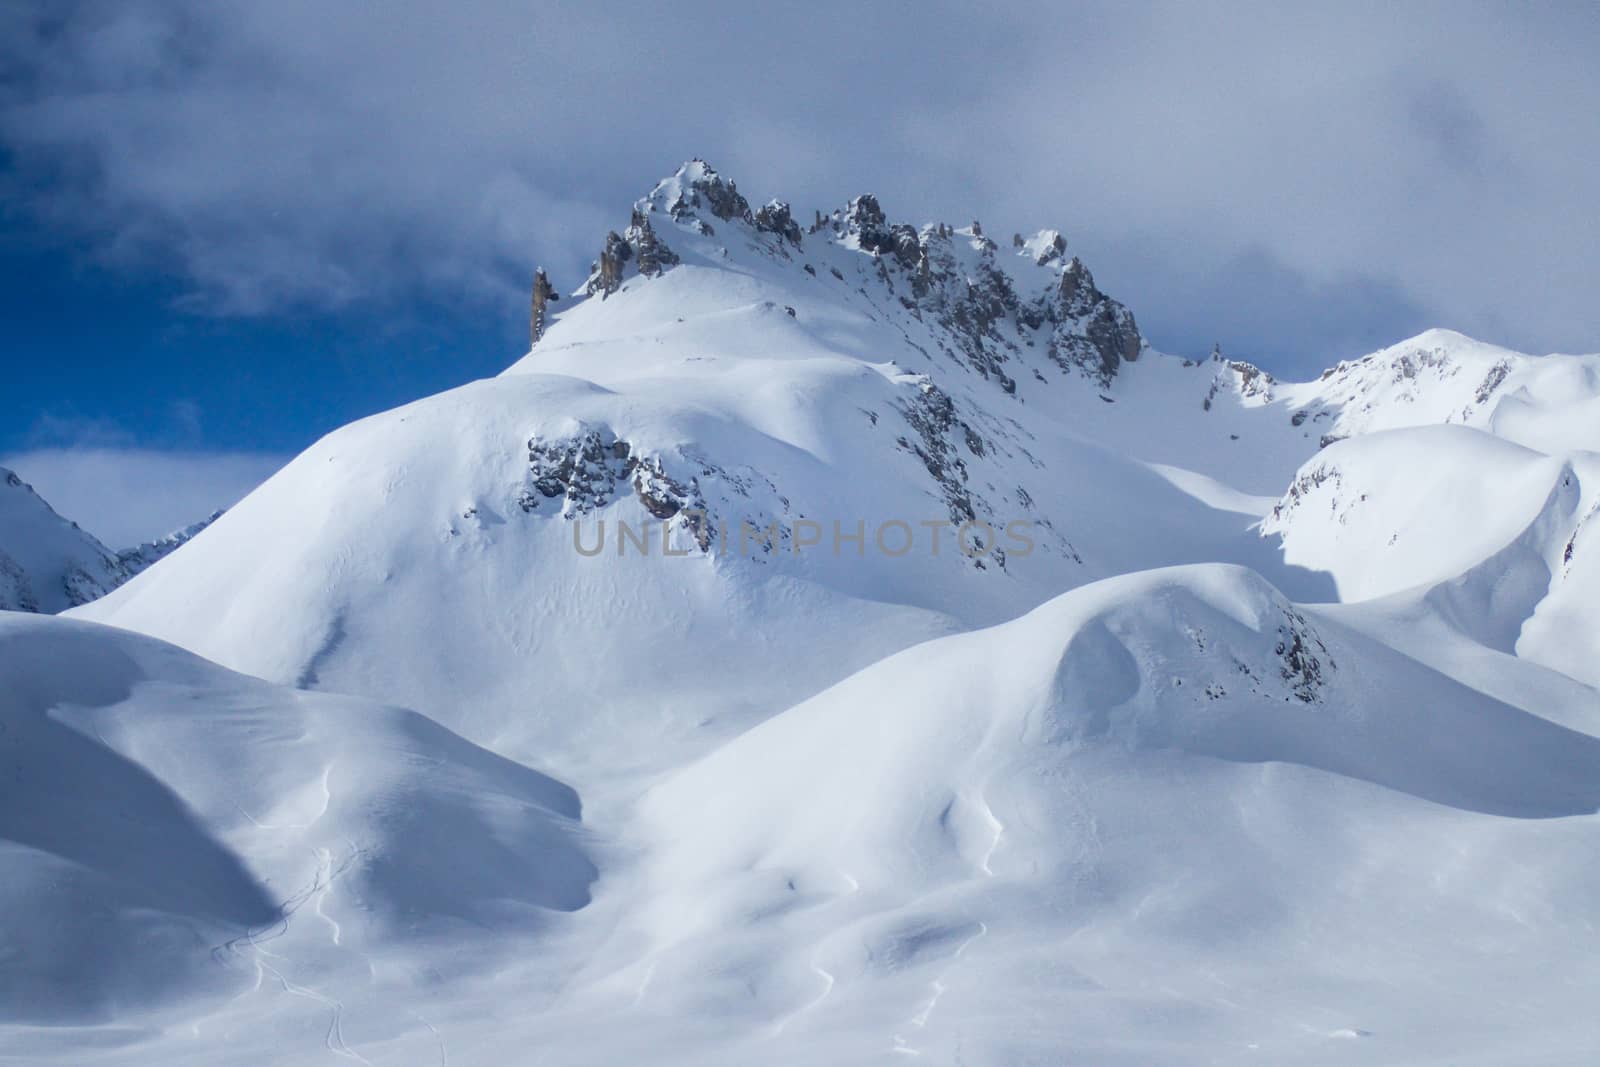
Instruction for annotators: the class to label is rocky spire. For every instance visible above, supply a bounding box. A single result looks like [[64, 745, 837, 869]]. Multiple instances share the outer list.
[[1050, 256, 1142, 376], [630, 210, 674, 277], [583, 208, 679, 298], [587, 232, 630, 298], [530, 268, 558, 346]]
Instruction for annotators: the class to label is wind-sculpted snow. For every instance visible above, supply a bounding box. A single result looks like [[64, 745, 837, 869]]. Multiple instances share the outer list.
[[1265, 424, 1600, 686], [31, 161, 1600, 1064], [72, 150, 1356, 771], [0, 613, 593, 1029], [618, 566, 1600, 1064]]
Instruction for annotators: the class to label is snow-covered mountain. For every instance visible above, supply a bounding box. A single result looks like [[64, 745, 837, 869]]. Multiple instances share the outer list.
[[0, 466, 225, 613], [0, 466, 130, 612], [74, 162, 1333, 776], [13, 161, 1600, 1064], [114, 509, 224, 574]]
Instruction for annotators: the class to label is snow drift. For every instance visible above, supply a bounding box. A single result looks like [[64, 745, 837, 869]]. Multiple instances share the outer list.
[[0, 612, 593, 1026]]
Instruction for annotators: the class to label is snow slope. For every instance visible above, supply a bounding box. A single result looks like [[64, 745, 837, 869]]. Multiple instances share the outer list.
[[610, 565, 1600, 1065], [1264, 425, 1600, 685], [30, 565, 1600, 1066], [24, 161, 1600, 1064], [77, 162, 1337, 779], [0, 612, 593, 1041], [78, 167, 1600, 777]]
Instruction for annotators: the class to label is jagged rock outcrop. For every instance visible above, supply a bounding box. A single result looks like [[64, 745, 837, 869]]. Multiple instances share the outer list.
[[629, 210, 677, 277], [558, 159, 1143, 389], [1040, 256, 1142, 380], [518, 426, 783, 554], [895, 379, 983, 526], [584, 212, 679, 298], [1204, 356, 1275, 410], [752, 200, 802, 246], [661, 159, 754, 226]]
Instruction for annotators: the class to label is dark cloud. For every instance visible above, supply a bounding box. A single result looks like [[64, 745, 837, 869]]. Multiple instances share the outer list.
[[3, 0, 1597, 372]]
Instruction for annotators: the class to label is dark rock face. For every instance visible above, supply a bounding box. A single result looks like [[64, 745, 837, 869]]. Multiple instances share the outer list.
[[630, 210, 677, 277], [585, 232, 631, 298], [1475, 359, 1512, 404], [843, 195, 895, 255], [1041, 257, 1142, 383], [1033, 232, 1067, 265], [895, 380, 982, 526], [518, 429, 722, 552], [753, 200, 803, 247], [1275, 608, 1334, 702], [823, 195, 1141, 389], [523, 431, 631, 513]]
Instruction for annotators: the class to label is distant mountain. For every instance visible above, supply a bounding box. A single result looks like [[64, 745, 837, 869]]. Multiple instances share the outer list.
[[0, 467, 222, 613], [115, 509, 224, 574], [0, 467, 128, 612]]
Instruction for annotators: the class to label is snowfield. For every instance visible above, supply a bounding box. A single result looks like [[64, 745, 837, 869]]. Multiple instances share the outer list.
[[7, 161, 1600, 1064]]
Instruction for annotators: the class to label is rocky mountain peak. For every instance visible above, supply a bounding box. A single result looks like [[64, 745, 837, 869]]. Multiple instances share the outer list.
[[556, 159, 1144, 386], [1018, 229, 1068, 265], [650, 158, 754, 227]]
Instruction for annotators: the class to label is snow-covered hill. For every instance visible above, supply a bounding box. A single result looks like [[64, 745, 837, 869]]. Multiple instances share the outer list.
[[75, 163, 1334, 777], [619, 565, 1600, 1065], [31, 566, 1600, 1065], [19, 161, 1600, 1064], [0, 612, 592, 1038]]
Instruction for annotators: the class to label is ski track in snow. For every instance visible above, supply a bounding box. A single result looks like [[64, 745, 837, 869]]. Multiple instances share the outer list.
[[210, 839, 374, 1064]]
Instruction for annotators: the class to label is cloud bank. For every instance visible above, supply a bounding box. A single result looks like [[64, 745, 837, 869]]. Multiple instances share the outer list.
[[3, 1, 1597, 372], [0, 448, 284, 547]]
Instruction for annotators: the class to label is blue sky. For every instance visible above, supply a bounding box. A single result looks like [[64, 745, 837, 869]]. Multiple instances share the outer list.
[[2, 1, 1598, 541]]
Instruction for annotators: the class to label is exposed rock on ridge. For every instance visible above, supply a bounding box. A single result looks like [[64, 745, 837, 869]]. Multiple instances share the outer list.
[[555, 159, 1144, 387]]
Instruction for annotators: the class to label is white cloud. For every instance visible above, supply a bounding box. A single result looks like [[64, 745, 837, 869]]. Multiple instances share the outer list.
[[0, 449, 285, 548]]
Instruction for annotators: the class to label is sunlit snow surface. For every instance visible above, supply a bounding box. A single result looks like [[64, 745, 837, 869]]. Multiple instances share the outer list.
[[10, 165, 1600, 1063]]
